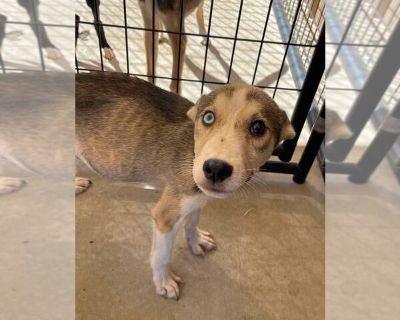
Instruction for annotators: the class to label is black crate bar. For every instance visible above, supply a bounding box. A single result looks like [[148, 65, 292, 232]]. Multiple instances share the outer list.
[[326, 21, 400, 162], [176, 0, 185, 93], [123, 0, 130, 74], [273, 0, 325, 131], [152, 0, 156, 82], [293, 103, 325, 183], [274, 24, 325, 162]]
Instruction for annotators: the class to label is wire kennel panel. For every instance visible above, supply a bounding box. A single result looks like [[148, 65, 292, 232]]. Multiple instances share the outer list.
[[76, 1, 323, 108]]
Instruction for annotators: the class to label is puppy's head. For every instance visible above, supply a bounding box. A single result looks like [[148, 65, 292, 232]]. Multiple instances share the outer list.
[[187, 84, 295, 198]]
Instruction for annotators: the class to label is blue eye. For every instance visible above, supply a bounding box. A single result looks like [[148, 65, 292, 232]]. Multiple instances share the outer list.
[[202, 111, 215, 126]]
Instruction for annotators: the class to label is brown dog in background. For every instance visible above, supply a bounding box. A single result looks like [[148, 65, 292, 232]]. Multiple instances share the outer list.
[[138, 0, 207, 94]]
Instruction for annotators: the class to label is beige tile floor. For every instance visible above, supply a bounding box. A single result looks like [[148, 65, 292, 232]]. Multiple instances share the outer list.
[[76, 150, 325, 320]]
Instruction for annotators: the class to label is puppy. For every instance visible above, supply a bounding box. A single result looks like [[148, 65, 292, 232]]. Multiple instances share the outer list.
[[76, 72, 295, 299], [138, 0, 208, 94]]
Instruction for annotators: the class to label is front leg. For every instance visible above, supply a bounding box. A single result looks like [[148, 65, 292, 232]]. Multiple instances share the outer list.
[[184, 209, 216, 256], [151, 221, 183, 299], [150, 186, 208, 299]]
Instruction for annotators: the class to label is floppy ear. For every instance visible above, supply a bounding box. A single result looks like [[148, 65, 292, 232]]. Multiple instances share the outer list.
[[280, 121, 296, 141], [279, 111, 296, 141], [186, 105, 198, 122]]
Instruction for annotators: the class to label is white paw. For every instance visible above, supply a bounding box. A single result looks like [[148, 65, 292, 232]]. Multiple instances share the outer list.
[[75, 177, 91, 195], [45, 47, 63, 60], [154, 272, 183, 300], [0, 177, 26, 195], [187, 228, 216, 256], [103, 47, 115, 60]]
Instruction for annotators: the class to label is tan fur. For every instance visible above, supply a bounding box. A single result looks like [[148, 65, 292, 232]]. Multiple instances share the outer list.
[[152, 184, 183, 232], [189, 84, 295, 197]]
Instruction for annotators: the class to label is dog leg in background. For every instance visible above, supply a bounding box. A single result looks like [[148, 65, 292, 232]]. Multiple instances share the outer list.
[[0, 177, 26, 195], [17, 0, 63, 60], [139, 0, 160, 85], [86, 0, 115, 60], [162, 14, 187, 94], [151, 185, 207, 299], [184, 209, 216, 256], [196, 0, 208, 46]]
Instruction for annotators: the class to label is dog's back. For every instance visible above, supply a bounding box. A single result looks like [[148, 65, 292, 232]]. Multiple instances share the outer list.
[[76, 72, 195, 184]]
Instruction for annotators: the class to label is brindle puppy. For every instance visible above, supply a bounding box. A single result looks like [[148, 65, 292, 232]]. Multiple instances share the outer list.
[[76, 72, 295, 299]]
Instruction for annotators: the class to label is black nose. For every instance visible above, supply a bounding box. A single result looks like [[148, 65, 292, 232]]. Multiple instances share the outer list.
[[203, 159, 233, 183]]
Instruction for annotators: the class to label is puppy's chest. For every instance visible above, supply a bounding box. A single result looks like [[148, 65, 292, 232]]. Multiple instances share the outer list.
[[180, 193, 209, 216]]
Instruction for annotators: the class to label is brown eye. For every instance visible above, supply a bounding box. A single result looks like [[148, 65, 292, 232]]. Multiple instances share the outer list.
[[250, 120, 266, 136]]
